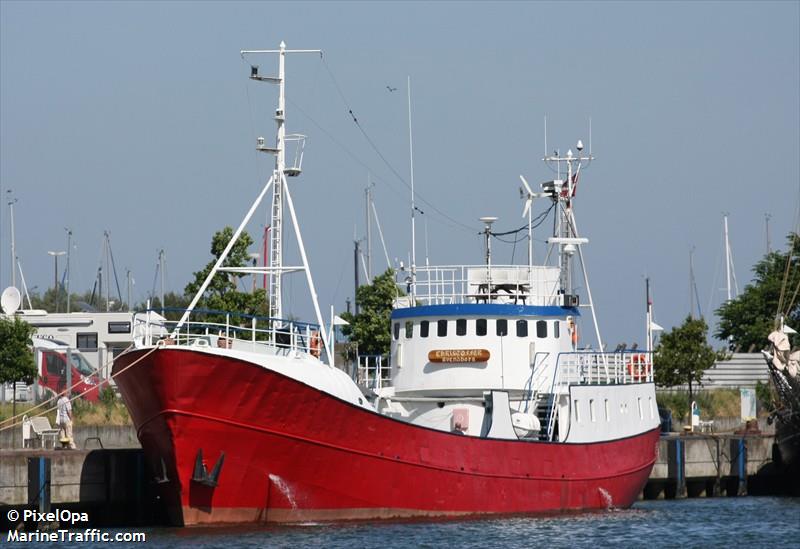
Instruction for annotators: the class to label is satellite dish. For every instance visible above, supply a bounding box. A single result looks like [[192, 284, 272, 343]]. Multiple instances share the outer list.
[[1, 286, 22, 315]]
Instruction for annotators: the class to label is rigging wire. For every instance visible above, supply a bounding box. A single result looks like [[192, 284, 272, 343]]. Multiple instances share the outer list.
[[489, 203, 555, 241], [320, 57, 477, 233], [285, 97, 405, 203]]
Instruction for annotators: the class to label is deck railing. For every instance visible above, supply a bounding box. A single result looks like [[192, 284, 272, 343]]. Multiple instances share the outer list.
[[134, 307, 323, 359], [554, 351, 654, 386], [401, 265, 563, 307]]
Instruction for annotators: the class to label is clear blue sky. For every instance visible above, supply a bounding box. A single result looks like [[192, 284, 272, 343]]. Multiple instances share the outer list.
[[1, 1, 798, 348]]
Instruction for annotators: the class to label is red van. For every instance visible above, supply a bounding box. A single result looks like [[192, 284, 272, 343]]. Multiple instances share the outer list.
[[34, 338, 101, 402]]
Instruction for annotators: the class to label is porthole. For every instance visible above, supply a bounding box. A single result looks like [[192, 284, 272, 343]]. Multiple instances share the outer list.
[[496, 319, 508, 336], [536, 320, 547, 338]]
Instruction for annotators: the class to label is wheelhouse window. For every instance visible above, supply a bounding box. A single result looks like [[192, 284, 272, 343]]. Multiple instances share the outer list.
[[404, 321, 413, 339], [553, 321, 560, 338], [420, 320, 430, 338], [393, 322, 400, 340], [516, 319, 528, 337], [496, 319, 508, 336], [456, 319, 467, 336], [536, 320, 547, 338], [476, 319, 487, 336], [437, 319, 448, 337]]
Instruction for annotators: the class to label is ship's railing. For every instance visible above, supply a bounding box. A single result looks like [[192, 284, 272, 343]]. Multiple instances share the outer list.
[[356, 354, 390, 390], [134, 307, 323, 358], [554, 351, 654, 386], [399, 264, 563, 307], [544, 351, 654, 440]]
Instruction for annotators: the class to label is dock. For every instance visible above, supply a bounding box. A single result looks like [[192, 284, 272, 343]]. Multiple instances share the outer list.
[[644, 432, 796, 499]]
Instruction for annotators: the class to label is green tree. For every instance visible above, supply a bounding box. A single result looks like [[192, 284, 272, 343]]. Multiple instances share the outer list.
[[183, 227, 268, 319], [0, 316, 37, 385], [655, 316, 728, 399], [716, 233, 800, 351], [340, 269, 402, 356]]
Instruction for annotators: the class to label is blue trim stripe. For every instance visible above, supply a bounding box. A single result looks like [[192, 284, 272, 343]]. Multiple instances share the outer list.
[[390, 303, 580, 319]]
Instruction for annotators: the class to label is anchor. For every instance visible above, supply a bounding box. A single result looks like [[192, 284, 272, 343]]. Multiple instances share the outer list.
[[154, 457, 170, 485], [192, 449, 225, 487]]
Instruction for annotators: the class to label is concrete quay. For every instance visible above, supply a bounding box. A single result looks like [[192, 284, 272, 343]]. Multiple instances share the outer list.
[[644, 432, 797, 499]]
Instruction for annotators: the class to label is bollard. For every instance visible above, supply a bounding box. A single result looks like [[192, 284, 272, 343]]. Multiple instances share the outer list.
[[737, 438, 748, 496], [668, 438, 687, 498], [712, 437, 722, 497], [27, 456, 51, 514]]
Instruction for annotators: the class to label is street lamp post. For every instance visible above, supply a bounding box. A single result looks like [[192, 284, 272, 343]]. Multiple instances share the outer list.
[[47, 251, 66, 313]]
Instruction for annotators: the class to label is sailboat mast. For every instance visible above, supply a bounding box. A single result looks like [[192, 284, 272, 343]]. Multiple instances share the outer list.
[[159, 249, 165, 314], [365, 178, 372, 281], [646, 277, 652, 353], [8, 196, 16, 289], [65, 228, 72, 313], [724, 214, 732, 302]]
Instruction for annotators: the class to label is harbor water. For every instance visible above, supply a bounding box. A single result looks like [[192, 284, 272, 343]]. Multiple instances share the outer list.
[[8, 496, 798, 548]]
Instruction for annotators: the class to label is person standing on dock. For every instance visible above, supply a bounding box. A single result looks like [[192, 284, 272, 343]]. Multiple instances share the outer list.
[[56, 386, 76, 449]]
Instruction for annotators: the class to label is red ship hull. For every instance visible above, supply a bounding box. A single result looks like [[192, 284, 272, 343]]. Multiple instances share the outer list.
[[113, 348, 660, 526]]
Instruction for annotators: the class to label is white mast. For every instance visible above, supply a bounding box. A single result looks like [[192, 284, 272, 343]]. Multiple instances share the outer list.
[[104, 233, 110, 311], [159, 249, 165, 314], [126, 269, 133, 311], [724, 213, 732, 302], [8, 194, 17, 289], [480, 217, 497, 292], [688, 247, 693, 318], [646, 277, 653, 352], [723, 213, 738, 301], [543, 140, 603, 350], [365, 178, 373, 281], [371, 199, 392, 270], [407, 76, 417, 301], [65, 228, 72, 313], [765, 213, 772, 255], [267, 42, 288, 321]]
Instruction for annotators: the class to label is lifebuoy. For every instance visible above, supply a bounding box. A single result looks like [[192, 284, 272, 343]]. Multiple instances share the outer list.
[[626, 354, 649, 381], [309, 331, 321, 358]]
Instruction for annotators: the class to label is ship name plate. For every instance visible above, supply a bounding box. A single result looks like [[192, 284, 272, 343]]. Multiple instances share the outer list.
[[428, 349, 491, 363]]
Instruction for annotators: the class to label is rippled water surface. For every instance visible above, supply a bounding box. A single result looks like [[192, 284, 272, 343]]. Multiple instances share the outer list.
[[9, 497, 800, 548]]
